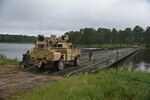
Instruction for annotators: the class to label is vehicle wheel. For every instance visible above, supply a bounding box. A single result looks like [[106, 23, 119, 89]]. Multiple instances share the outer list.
[[74, 57, 80, 66], [57, 59, 65, 71]]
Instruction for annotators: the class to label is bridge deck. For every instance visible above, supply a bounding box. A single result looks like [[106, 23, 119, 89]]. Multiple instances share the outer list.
[[65, 48, 140, 77]]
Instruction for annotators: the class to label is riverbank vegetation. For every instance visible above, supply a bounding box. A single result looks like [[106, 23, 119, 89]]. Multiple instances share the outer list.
[[66, 26, 150, 48], [0, 54, 18, 65], [0, 54, 19, 75], [22, 68, 150, 100], [76, 44, 133, 49], [0, 34, 36, 43], [1, 26, 150, 48]]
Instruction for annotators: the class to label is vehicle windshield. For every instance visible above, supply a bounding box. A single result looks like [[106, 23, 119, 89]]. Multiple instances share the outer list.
[[38, 44, 45, 48], [52, 44, 57, 48], [51, 44, 63, 48]]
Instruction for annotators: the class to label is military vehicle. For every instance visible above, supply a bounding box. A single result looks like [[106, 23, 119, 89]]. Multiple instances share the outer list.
[[21, 34, 81, 71]]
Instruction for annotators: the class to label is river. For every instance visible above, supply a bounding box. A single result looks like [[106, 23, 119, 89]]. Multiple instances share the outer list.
[[0, 43, 34, 61], [115, 49, 150, 72]]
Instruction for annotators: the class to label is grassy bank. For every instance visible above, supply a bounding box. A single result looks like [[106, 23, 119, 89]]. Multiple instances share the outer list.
[[77, 44, 150, 49], [77, 44, 135, 49], [0, 54, 19, 75], [22, 68, 150, 100], [0, 54, 18, 65]]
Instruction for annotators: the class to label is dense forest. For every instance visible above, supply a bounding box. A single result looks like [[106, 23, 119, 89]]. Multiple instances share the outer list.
[[0, 34, 37, 43], [0, 25, 150, 47], [65, 25, 150, 47]]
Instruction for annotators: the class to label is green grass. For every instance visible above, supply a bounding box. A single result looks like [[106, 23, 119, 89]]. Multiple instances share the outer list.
[[77, 44, 150, 49], [0, 54, 18, 65], [21, 68, 150, 100], [77, 44, 115, 48], [0, 54, 19, 75], [77, 44, 134, 49], [139, 44, 150, 49]]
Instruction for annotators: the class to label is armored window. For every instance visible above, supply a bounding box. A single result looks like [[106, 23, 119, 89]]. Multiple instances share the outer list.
[[38, 44, 45, 48], [52, 44, 57, 47], [58, 44, 62, 47]]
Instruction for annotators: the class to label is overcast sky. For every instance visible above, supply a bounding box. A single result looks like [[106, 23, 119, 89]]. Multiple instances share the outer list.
[[0, 0, 150, 36]]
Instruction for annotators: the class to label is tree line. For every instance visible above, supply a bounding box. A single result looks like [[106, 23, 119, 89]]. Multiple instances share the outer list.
[[0, 34, 37, 43], [0, 25, 150, 47], [65, 25, 150, 47]]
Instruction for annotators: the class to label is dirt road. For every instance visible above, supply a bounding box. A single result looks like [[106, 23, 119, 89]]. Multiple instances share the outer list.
[[0, 68, 63, 100]]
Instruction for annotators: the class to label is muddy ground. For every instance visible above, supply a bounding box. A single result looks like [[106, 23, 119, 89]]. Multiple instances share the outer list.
[[0, 65, 63, 100]]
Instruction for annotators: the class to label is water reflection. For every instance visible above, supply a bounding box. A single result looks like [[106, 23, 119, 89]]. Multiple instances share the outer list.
[[0, 43, 34, 61], [117, 49, 150, 72]]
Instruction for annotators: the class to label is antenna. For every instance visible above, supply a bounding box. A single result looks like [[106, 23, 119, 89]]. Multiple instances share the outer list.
[[39, 20, 42, 34]]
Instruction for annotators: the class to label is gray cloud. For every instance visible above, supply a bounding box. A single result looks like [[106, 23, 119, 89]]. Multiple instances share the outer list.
[[0, 0, 150, 36]]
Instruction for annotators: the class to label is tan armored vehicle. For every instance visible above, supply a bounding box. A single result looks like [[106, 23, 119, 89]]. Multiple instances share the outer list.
[[21, 34, 80, 70]]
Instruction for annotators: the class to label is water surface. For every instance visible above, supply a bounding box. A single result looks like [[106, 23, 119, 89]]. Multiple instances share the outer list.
[[116, 49, 150, 72], [0, 43, 34, 61]]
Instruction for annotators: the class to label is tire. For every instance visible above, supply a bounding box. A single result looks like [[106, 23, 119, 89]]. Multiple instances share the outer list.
[[74, 57, 80, 66], [57, 59, 65, 71]]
